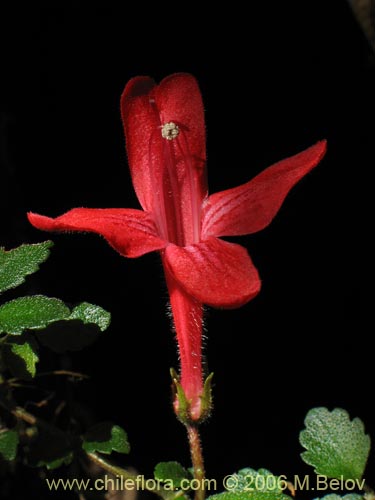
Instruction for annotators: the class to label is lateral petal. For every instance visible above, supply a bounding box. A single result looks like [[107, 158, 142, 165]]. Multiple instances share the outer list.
[[28, 208, 166, 258], [202, 140, 327, 238]]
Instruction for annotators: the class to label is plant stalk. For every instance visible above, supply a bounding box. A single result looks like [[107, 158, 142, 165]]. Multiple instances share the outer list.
[[87, 452, 184, 500], [186, 424, 205, 500]]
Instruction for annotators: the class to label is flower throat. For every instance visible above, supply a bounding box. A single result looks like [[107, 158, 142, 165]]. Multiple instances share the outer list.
[[148, 103, 202, 246]]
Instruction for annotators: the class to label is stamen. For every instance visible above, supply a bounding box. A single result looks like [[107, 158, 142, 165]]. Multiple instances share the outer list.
[[161, 122, 180, 141]]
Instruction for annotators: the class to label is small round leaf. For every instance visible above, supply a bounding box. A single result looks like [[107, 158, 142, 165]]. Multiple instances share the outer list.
[[300, 407, 371, 480], [83, 423, 130, 455]]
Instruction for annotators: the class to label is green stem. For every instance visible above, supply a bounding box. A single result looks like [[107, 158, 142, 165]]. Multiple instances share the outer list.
[[86, 452, 185, 500], [2, 402, 182, 500], [186, 424, 205, 500], [86, 451, 138, 481]]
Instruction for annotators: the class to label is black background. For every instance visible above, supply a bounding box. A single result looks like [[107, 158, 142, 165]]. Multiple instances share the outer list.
[[0, 2, 372, 498]]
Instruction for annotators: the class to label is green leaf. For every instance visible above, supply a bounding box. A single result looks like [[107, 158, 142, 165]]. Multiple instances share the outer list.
[[37, 452, 74, 470], [207, 468, 290, 500], [207, 492, 290, 500], [69, 302, 111, 332], [36, 302, 111, 352], [0, 430, 19, 461], [26, 424, 79, 469], [0, 241, 53, 293], [3, 335, 39, 378], [154, 461, 190, 488], [314, 495, 363, 500], [36, 320, 100, 352], [82, 422, 130, 455], [227, 469, 284, 493], [0, 296, 70, 335], [300, 407, 371, 480]]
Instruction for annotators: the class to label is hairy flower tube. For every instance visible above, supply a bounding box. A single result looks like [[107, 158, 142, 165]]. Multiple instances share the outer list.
[[28, 73, 326, 421]]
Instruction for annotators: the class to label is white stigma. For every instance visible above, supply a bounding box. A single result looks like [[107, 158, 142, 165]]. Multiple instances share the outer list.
[[161, 122, 180, 140]]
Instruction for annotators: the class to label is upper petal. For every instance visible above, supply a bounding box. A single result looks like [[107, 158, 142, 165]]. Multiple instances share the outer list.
[[121, 74, 207, 214], [28, 208, 167, 258], [154, 73, 206, 172], [202, 140, 327, 238], [121, 76, 158, 212], [164, 237, 261, 308]]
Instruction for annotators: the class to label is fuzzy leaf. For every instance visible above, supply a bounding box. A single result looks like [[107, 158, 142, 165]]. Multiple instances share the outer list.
[[37, 453, 74, 470], [26, 423, 79, 469], [0, 241, 53, 293], [208, 468, 290, 500], [82, 423, 130, 455], [154, 461, 189, 487], [0, 430, 19, 461], [4, 336, 39, 377], [300, 407, 371, 480], [0, 296, 70, 335], [314, 495, 363, 500], [207, 492, 289, 500], [69, 302, 110, 332], [228, 468, 283, 493], [36, 302, 110, 352], [36, 320, 100, 352]]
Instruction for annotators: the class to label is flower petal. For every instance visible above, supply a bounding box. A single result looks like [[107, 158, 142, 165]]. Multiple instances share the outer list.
[[154, 73, 206, 172], [164, 237, 261, 308], [120, 74, 207, 214], [202, 140, 327, 238], [121, 76, 158, 212], [163, 267, 204, 419], [28, 208, 167, 258]]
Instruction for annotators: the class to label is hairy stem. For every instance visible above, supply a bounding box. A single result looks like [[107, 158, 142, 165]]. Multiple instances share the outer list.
[[187, 424, 205, 500]]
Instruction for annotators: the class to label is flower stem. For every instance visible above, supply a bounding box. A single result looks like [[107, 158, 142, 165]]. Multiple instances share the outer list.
[[186, 424, 205, 500]]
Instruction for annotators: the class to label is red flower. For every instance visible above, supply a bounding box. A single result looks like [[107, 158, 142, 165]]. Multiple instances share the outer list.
[[28, 74, 326, 421]]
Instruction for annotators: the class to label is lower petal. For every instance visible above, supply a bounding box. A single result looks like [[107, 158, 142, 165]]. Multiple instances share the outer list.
[[28, 208, 167, 258], [164, 237, 261, 308]]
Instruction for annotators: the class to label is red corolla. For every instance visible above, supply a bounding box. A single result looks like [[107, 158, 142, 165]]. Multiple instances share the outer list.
[[28, 73, 326, 420]]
